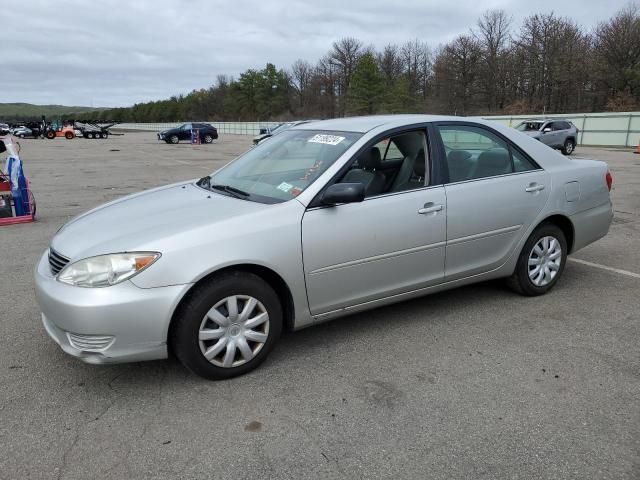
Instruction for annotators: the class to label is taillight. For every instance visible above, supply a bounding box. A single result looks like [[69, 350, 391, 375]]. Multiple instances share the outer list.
[[606, 170, 613, 191]]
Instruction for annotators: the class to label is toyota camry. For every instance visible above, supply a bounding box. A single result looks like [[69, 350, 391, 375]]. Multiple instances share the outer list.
[[34, 115, 613, 380]]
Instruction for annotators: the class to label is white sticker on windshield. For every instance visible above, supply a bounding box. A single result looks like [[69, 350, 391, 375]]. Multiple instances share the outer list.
[[308, 134, 345, 146], [277, 182, 293, 193]]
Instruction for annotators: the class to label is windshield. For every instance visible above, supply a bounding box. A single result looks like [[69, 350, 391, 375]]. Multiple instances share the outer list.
[[202, 129, 362, 203], [516, 121, 543, 132]]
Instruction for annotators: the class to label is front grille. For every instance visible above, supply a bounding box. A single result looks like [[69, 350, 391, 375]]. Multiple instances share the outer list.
[[49, 248, 70, 275], [66, 332, 115, 352]]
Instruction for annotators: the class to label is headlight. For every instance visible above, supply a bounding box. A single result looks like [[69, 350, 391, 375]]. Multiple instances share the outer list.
[[57, 252, 161, 288]]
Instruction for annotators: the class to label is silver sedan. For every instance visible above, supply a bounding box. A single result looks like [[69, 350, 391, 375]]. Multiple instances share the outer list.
[[34, 115, 613, 380]]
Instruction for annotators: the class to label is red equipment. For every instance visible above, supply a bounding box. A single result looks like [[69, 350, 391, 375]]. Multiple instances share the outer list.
[[0, 173, 36, 226]]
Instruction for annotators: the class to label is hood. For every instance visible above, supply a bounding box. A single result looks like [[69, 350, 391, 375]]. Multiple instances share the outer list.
[[51, 182, 268, 260]]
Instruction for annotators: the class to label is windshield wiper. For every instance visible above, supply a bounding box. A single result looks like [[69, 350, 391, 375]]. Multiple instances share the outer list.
[[210, 184, 250, 199]]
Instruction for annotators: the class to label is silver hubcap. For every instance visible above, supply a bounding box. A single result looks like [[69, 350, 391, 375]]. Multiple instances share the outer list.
[[566, 142, 573, 153], [528, 236, 562, 287], [198, 295, 269, 368]]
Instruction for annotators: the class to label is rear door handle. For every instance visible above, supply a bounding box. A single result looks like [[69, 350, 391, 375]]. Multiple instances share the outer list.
[[525, 183, 545, 193], [418, 203, 443, 215]]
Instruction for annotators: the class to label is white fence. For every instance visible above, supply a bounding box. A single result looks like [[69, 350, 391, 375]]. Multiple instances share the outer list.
[[481, 112, 640, 148], [115, 112, 640, 147]]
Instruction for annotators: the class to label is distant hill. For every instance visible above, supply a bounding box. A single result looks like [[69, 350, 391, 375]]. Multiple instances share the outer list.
[[0, 103, 106, 121]]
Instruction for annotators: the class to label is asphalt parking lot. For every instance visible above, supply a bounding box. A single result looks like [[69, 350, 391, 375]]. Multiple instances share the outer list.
[[0, 132, 638, 479]]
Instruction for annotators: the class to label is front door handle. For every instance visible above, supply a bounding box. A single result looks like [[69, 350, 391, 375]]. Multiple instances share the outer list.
[[525, 183, 545, 193], [418, 203, 443, 215]]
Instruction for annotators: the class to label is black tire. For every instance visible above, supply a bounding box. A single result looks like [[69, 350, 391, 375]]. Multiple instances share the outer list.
[[561, 138, 575, 155], [507, 223, 568, 296], [46, 130, 56, 139], [170, 271, 282, 380], [65, 131, 74, 139], [169, 135, 179, 144], [203, 134, 213, 144], [102, 132, 108, 139]]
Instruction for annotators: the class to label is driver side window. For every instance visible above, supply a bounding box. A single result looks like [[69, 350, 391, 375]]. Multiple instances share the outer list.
[[338, 130, 428, 198]]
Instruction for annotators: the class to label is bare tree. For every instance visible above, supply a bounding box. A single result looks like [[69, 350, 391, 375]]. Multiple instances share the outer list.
[[377, 43, 403, 87], [330, 37, 364, 115], [475, 10, 512, 111], [594, 5, 640, 100], [291, 59, 313, 111]]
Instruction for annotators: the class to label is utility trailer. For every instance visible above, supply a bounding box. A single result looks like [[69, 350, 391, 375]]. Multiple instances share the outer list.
[[73, 121, 117, 139]]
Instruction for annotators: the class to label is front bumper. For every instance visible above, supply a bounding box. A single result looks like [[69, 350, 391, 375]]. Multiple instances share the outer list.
[[34, 250, 191, 364], [157, 132, 165, 140]]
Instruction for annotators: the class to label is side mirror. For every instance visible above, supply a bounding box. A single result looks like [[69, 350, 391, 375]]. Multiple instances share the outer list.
[[321, 183, 365, 205], [0, 140, 5, 154], [543, 127, 552, 133]]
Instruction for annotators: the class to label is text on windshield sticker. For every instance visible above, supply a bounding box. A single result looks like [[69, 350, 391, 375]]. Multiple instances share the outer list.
[[308, 134, 345, 146]]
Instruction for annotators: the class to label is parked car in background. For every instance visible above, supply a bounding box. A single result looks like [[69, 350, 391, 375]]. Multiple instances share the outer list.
[[515, 120, 578, 155], [35, 115, 612, 380], [253, 120, 315, 145], [13, 126, 35, 138], [11, 126, 33, 138], [158, 123, 218, 144]]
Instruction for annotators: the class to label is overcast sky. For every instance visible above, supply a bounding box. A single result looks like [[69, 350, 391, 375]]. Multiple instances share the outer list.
[[1, 0, 631, 107]]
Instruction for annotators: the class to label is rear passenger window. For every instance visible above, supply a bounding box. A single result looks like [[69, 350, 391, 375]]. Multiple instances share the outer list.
[[512, 149, 537, 172], [436, 125, 537, 182], [551, 122, 569, 131]]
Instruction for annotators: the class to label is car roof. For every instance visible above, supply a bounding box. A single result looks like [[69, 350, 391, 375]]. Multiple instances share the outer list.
[[292, 114, 473, 133]]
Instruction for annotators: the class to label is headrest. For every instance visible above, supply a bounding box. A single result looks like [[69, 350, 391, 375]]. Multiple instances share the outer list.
[[447, 150, 472, 163], [413, 149, 426, 177], [476, 148, 511, 176], [360, 147, 381, 170]]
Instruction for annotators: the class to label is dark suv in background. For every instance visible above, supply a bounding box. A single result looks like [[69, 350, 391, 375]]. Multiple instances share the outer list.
[[515, 120, 579, 155], [158, 123, 218, 144]]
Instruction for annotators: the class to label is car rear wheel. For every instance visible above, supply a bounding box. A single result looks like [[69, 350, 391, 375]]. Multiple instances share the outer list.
[[65, 131, 74, 139], [203, 134, 213, 144], [170, 272, 282, 380], [561, 139, 575, 155], [507, 223, 567, 296], [169, 135, 179, 144]]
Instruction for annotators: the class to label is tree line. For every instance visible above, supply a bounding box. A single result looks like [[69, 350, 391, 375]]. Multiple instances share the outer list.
[[94, 5, 640, 123]]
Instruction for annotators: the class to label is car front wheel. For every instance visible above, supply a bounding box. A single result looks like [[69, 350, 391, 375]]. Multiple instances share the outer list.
[[170, 272, 282, 380], [507, 223, 567, 296], [561, 139, 575, 155], [169, 135, 179, 144]]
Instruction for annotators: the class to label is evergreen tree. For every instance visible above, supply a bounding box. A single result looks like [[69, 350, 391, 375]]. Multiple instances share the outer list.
[[348, 52, 384, 115]]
